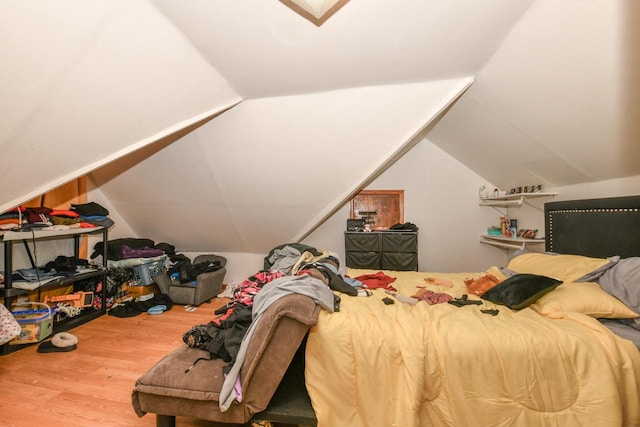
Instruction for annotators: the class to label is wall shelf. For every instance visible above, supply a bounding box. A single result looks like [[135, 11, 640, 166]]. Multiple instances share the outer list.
[[479, 192, 558, 208], [479, 192, 556, 252], [480, 234, 545, 251]]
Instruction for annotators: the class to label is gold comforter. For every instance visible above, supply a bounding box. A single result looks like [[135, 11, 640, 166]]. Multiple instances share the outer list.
[[305, 270, 640, 427]]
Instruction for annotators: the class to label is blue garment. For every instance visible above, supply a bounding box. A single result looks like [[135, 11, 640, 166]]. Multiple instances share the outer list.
[[14, 268, 57, 282]]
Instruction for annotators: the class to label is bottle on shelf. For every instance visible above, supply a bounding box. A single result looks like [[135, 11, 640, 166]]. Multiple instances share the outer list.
[[509, 219, 518, 238], [500, 216, 508, 236]]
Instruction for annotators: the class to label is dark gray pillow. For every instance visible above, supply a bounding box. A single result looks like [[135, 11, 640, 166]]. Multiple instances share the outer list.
[[481, 273, 562, 310], [598, 257, 640, 330]]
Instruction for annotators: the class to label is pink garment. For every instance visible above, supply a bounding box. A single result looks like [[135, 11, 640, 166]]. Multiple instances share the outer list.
[[414, 289, 452, 305], [234, 270, 284, 306]]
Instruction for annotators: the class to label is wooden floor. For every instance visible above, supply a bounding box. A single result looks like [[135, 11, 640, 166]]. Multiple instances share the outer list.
[[0, 298, 247, 427]]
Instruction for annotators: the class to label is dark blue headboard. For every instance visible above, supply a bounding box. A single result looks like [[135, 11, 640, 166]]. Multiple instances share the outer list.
[[545, 195, 640, 258]]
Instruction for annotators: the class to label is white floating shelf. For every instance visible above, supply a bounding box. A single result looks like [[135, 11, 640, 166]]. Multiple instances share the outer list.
[[480, 234, 545, 251]]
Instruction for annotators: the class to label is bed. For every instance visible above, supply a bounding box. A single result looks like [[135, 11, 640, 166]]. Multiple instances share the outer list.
[[303, 195, 640, 427], [132, 195, 640, 426]]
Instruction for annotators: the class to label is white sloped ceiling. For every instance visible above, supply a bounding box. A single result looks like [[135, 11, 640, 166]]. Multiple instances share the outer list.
[[1, 0, 637, 256], [429, 0, 640, 190], [150, 0, 530, 98], [90, 79, 472, 253], [0, 1, 240, 214]]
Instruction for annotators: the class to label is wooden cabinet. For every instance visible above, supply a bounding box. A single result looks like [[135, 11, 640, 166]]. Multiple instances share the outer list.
[[345, 231, 418, 271]]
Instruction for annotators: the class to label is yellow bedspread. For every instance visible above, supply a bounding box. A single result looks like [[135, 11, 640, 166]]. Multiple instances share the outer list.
[[305, 270, 640, 427]]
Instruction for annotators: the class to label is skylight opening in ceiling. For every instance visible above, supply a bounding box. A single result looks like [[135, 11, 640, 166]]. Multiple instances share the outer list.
[[279, 0, 350, 26]]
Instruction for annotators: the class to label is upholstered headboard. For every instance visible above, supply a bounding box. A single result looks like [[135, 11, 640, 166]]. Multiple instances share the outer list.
[[545, 195, 640, 258]]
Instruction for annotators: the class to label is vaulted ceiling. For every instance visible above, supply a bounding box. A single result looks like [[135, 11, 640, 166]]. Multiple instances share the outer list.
[[1, 0, 638, 254]]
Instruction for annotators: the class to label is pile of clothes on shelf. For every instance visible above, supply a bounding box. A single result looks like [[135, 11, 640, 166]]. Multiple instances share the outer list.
[[0, 202, 113, 231]]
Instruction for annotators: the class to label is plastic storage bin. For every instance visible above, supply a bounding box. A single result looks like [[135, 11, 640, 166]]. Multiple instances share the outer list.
[[10, 302, 53, 345], [129, 255, 167, 286]]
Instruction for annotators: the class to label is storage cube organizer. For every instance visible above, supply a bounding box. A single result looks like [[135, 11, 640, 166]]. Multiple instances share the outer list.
[[345, 231, 418, 271]]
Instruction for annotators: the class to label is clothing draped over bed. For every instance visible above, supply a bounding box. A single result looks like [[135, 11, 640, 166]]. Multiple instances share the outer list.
[[305, 270, 640, 427], [219, 274, 335, 411]]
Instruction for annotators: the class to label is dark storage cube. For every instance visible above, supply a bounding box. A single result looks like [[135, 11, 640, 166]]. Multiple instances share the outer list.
[[345, 230, 418, 271], [345, 233, 380, 252], [346, 251, 381, 269], [381, 252, 418, 271], [381, 232, 417, 253]]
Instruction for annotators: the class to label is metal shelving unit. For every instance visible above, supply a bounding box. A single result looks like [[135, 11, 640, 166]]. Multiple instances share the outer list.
[[1, 227, 108, 354]]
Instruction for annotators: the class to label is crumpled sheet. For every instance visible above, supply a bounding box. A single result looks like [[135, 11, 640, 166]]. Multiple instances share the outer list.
[[305, 270, 640, 427]]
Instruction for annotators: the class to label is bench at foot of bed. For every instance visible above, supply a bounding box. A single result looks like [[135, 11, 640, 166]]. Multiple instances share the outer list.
[[153, 346, 317, 427], [131, 294, 320, 427]]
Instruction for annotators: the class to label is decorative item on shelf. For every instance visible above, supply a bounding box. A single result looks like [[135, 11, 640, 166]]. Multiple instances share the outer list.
[[509, 184, 544, 195], [487, 226, 502, 236], [517, 229, 538, 239], [478, 187, 509, 199]]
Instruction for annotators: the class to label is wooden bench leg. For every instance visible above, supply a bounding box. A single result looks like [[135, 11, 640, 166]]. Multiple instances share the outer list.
[[156, 414, 176, 427]]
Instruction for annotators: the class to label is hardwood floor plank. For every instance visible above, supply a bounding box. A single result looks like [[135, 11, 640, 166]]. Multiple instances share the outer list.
[[0, 298, 251, 426]]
